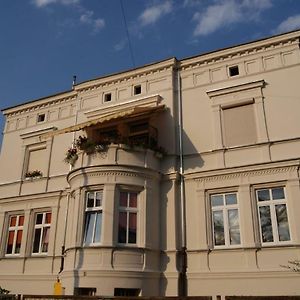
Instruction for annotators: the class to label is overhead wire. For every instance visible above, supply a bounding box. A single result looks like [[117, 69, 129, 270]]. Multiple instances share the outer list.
[[120, 0, 136, 68]]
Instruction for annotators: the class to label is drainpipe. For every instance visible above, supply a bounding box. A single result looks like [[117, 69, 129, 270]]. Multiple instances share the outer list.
[[176, 63, 187, 297]]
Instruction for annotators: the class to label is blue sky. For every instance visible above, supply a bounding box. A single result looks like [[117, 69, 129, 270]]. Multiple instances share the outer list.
[[1, 0, 300, 145]]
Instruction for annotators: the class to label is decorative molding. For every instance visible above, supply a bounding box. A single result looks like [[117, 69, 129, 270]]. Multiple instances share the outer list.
[[20, 126, 57, 140], [180, 33, 299, 71], [193, 165, 298, 183], [4, 93, 77, 118]]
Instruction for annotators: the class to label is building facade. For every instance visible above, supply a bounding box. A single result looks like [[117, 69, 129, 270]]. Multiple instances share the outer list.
[[0, 30, 300, 297]]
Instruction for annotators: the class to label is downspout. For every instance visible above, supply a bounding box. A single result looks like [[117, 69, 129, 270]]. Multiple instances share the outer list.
[[176, 62, 187, 297]]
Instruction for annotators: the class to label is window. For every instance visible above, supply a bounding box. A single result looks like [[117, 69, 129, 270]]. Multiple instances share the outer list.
[[229, 65, 239, 76], [104, 93, 112, 102], [83, 191, 103, 246], [37, 113, 46, 123], [118, 191, 138, 244], [114, 288, 140, 296], [222, 103, 257, 147], [32, 212, 51, 254], [6, 214, 24, 255], [26, 147, 47, 178], [210, 192, 241, 247], [256, 187, 290, 244], [134, 85, 142, 95], [74, 288, 96, 296]]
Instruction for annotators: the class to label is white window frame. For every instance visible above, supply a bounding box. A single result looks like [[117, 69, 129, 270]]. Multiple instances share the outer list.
[[83, 191, 103, 246], [32, 211, 51, 255], [210, 192, 241, 248], [5, 214, 24, 256], [118, 191, 138, 245], [256, 186, 291, 246]]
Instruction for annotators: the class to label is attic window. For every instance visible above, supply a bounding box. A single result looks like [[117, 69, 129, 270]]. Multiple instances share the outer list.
[[104, 93, 112, 102], [37, 114, 45, 123], [229, 66, 239, 77], [134, 85, 142, 95]]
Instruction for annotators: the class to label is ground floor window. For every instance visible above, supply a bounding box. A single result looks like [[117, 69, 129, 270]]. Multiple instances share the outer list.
[[210, 192, 241, 247], [32, 211, 51, 254], [114, 288, 140, 296], [6, 214, 24, 255], [118, 191, 138, 244], [256, 187, 290, 244]]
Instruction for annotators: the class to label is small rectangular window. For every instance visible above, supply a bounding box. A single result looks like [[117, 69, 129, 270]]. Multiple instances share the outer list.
[[104, 93, 112, 102], [256, 187, 290, 245], [114, 288, 140, 296], [118, 191, 138, 244], [134, 85, 142, 95], [32, 212, 51, 254], [229, 66, 239, 76], [83, 191, 103, 246], [37, 114, 46, 123], [6, 214, 24, 255], [210, 192, 241, 247]]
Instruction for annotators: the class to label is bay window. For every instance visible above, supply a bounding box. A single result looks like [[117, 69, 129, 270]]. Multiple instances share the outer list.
[[83, 191, 103, 246], [118, 191, 138, 244]]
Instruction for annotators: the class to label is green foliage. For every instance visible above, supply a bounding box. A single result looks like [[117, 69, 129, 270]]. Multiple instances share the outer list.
[[0, 286, 10, 294], [282, 260, 300, 272]]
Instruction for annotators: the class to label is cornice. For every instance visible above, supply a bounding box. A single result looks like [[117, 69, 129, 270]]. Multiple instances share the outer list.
[[186, 160, 300, 183], [4, 91, 77, 118], [180, 30, 300, 71], [75, 58, 176, 93], [67, 165, 161, 183]]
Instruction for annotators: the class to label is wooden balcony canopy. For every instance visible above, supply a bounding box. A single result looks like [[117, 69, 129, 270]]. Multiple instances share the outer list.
[[40, 104, 165, 139]]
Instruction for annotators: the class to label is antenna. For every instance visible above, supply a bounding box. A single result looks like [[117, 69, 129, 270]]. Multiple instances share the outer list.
[[72, 75, 77, 89]]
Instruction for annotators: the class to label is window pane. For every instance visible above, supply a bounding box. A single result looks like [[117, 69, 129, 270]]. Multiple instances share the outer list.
[[118, 212, 127, 243], [213, 210, 225, 245], [41, 227, 50, 252], [33, 228, 41, 253], [94, 212, 102, 243], [272, 188, 285, 200], [228, 209, 240, 245], [129, 193, 137, 208], [87, 193, 94, 208], [120, 192, 128, 207], [275, 204, 290, 241], [15, 230, 23, 254], [10, 216, 17, 227], [18, 215, 24, 226], [211, 195, 223, 207], [259, 206, 273, 242], [95, 192, 102, 207], [225, 193, 237, 205], [128, 213, 137, 243], [36, 213, 43, 224], [6, 231, 14, 254], [84, 213, 95, 245], [257, 189, 270, 201], [45, 213, 51, 224]]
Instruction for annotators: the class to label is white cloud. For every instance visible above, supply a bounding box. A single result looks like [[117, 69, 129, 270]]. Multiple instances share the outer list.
[[114, 39, 127, 51], [80, 10, 105, 32], [193, 1, 242, 36], [139, 1, 173, 26], [32, 0, 79, 7], [275, 15, 300, 34], [193, 0, 273, 36]]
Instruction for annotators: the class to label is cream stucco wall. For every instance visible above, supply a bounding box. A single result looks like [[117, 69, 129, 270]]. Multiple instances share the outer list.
[[0, 31, 300, 297]]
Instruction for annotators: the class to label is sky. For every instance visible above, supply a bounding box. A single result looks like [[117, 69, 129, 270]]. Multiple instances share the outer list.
[[0, 0, 300, 146]]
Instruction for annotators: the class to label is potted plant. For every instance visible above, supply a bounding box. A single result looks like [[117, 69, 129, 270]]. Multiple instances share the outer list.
[[25, 170, 43, 179], [64, 147, 78, 166]]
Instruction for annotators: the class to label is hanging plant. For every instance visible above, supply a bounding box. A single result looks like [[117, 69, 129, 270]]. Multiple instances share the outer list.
[[25, 170, 43, 178], [64, 147, 78, 166]]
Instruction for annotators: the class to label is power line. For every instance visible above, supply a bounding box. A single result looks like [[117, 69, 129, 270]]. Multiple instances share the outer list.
[[120, 0, 136, 68]]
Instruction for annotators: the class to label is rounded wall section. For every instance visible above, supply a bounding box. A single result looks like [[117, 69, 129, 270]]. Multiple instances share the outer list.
[[63, 164, 162, 296]]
